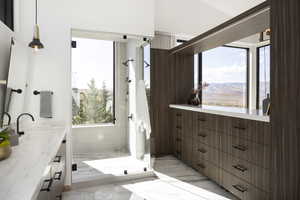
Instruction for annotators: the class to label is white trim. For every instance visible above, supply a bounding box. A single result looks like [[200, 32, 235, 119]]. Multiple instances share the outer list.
[[72, 123, 115, 129]]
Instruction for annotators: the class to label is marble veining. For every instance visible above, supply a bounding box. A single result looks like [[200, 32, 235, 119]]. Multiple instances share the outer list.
[[0, 125, 67, 200], [63, 156, 237, 200], [170, 104, 270, 122]]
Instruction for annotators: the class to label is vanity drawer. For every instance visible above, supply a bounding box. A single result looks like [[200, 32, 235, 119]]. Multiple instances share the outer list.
[[230, 118, 253, 141], [194, 129, 220, 149], [193, 112, 216, 131], [253, 122, 271, 145], [220, 134, 270, 169], [182, 138, 193, 165], [220, 152, 270, 192], [221, 169, 269, 200], [194, 158, 220, 184], [193, 141, 219, 166]]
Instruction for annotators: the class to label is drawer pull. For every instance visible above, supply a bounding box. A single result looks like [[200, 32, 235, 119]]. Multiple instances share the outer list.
[[232, 145, 247, 151], [198, 133, 207, 138], [176, 113, 182, 117], [54, 171, 63, 180], [197, 163, 206, 169], [40, 178, 53, 192], [56, 195, 62, 200], [198, 148, 207, 154], [198, 118, 206, 122], [233, 126, 246, 130], [53, 155, 62, 163], [232, 184, 247, 193], [233, 164, 248, 172], [176, 126, 182, 130], [176, 138, 182, 142]]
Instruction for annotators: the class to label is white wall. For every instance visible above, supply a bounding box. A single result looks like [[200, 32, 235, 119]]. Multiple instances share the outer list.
[[155, 0, 265, 37], [12, 0, 154, 186]]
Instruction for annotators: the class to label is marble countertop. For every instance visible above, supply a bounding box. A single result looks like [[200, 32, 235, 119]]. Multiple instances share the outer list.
[[0, 125, 67, 200], [169, 104, 270, 122]]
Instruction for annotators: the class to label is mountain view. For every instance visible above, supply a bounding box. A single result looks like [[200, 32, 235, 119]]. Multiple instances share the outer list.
[[202, 82, 247, 108]]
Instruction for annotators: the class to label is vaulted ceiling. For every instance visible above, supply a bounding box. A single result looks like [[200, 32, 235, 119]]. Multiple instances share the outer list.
[[155, 0, 265, 37]]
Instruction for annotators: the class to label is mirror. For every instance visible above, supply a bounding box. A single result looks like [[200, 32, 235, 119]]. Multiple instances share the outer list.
[[1, 40, 30, 128], [197, 28, 270, 113]]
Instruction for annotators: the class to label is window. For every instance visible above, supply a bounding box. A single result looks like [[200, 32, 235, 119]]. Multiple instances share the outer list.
[[0, 0, 14, 30], [201, 46, 249, 108], [257, 45, 270, 109], [143, 44, 151, 104], [72, 38, 115, 125]]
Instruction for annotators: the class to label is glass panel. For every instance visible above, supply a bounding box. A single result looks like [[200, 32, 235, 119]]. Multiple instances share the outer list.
[[194, 54, 199, 89], [258, 45, 270, 109], [72, 38, 114, 125], [202, 46, 248, 108]]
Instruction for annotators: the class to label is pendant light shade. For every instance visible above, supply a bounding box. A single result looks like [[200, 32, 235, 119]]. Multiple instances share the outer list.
[[29, 0, 44, 50]]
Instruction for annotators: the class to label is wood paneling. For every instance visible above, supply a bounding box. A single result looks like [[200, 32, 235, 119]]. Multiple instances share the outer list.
[[151, 49, 172, 155], [151, 50, 194, 155], [270, 0, 300, 199], [171, 108, 271, 199]]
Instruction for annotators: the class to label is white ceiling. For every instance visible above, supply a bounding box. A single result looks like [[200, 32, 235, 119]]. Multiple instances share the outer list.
[[155, 0, 266, 38]]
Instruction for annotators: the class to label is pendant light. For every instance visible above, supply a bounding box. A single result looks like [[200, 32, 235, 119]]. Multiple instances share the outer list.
[[29, 0, 44, 51]]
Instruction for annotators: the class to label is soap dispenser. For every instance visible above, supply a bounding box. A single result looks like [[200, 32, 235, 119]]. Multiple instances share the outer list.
[[262, 93, 270, 114]]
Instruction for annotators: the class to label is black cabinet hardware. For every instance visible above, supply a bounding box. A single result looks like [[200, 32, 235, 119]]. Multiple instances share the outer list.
[[233, 126, 246, 130], [53, 156, 62, 163], [232, 184, 247, 193], [54, 171, 63, 180], [197, 163, 206, 169], [232, 145, 247, 151], [233, 164, 248, 172], [198, 118, 206, 122], [176, 138, 182, 142], [176, 113, 182, 117], [56, 195, 62, 200], [40, 178, 53, 192], [198, 133, 207, 138], [176, 126, 182, 130], [198, 148, 207, 154], [128, 114, 133, 120]]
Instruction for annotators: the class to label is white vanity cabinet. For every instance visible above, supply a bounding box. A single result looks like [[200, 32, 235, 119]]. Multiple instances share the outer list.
[[37, 139, 66, 200]]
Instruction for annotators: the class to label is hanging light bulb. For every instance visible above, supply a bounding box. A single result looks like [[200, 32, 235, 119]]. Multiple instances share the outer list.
[[29, 0, 44, 50]]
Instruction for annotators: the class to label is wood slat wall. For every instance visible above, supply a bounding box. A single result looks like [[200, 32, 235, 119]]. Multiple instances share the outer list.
[[151, 49, 194, 155], [270, 0, 300, 199]]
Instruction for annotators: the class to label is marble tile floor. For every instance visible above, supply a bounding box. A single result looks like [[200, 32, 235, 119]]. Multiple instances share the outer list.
[[64, 155, 237, 200], [72, 152, 150, 183]]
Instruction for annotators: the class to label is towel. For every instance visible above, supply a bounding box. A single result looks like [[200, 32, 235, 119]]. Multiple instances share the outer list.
[[40, 91, 53, 118], [136, 80, 151, 139]]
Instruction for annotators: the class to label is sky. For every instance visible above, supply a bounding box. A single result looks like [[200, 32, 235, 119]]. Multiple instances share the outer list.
[[72, 37, 114, 90], [202, 46, 248, 83]]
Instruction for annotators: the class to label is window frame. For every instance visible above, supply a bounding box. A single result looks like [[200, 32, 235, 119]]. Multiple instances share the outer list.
[[71, 38, 116, 126], [256, 44, 270, 110], [200, 45, 250, 108], [0, 0, 14, 31]]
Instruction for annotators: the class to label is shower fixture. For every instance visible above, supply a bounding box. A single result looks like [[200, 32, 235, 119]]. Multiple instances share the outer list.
[[122, 59, 135, 67]]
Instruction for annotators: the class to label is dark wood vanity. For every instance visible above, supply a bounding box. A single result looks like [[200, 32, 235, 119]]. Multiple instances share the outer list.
[[170, 108, 270, 199]]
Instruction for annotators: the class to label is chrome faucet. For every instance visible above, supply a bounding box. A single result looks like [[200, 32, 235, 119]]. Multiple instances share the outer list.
[[3, 112, 11, 126], [17, 113, 35, 136]]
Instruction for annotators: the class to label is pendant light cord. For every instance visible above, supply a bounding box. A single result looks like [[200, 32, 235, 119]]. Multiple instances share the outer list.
[[35, 0, 38, 25]]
